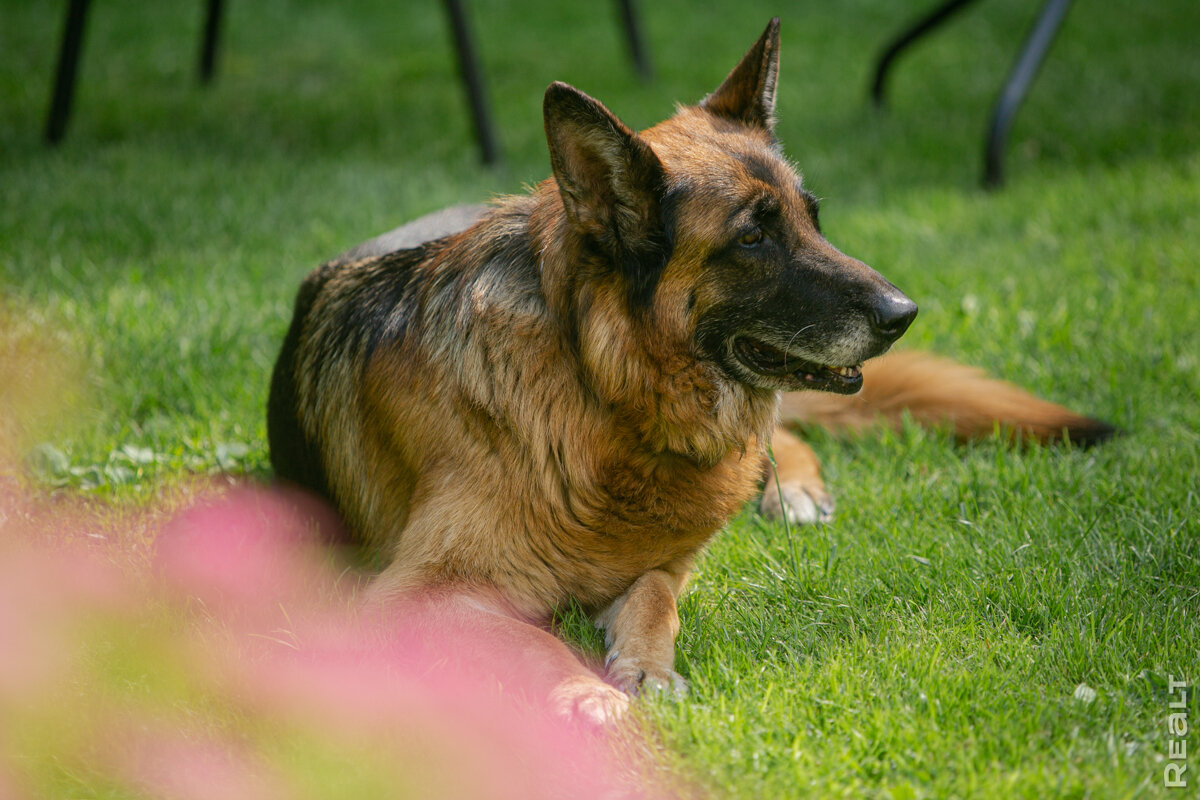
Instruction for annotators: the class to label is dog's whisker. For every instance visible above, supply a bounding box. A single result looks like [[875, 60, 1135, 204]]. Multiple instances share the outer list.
[[781, 325, 815, 371]]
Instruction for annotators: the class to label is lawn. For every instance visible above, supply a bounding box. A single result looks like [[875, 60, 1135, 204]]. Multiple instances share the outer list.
[[1, 0, 1198, 797]]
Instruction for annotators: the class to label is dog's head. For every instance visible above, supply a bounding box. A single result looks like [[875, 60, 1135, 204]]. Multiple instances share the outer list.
[[543, 18, 915, 395]]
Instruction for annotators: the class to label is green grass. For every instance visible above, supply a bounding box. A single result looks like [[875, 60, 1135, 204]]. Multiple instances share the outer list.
[[3, 0, 1198, 796]]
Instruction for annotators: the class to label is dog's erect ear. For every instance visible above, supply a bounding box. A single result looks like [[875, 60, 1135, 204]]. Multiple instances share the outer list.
[[543, 81, 667, 261], [700, 17, 781, 131]]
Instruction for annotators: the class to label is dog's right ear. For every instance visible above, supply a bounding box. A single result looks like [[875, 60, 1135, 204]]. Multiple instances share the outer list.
[[700, 17, 781, 131], [543, 81, 666, 255]]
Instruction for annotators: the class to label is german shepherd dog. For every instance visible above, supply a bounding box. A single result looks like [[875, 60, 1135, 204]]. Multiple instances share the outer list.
[[269, 20, 1112, 722]]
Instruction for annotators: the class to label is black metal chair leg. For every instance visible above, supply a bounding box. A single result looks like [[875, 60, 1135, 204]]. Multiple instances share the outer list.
[[199, 0, 223, 83], [616, 0, 651, 82], [983, 0, 1073, 188], [443, 0, 500, 165], [871, 0, 981, 107], [45, 0, 91, 144]]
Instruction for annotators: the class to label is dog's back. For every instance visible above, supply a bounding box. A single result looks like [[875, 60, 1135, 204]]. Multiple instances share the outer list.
[[268, 204, 490, 513]]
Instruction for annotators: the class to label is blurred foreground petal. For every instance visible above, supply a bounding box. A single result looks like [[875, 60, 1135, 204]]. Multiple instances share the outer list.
[[0, 483, 694, 799]]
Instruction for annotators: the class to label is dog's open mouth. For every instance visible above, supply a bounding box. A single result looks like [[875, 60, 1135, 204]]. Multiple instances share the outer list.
[[734, 336, 862, 394]]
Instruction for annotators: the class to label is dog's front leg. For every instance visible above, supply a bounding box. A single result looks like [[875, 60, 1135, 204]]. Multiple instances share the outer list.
[[595, 563, 690, 696], [368, 587, 630, 726]]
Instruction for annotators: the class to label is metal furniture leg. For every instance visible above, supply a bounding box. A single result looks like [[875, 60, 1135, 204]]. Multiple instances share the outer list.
[[199, 0, 223, 83], [983, 0, 1073, 188], [870, 0, 981, 107], [44, 0, 650, 166], [616, 0, 652, 82], [45, 0, 91, 144], [443, 0, 500, 165]]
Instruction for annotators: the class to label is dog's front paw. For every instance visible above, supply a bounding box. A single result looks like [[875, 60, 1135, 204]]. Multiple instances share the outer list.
[[604, 650, 688, 698], [760, 480, 835, 525], [548, 675, 630, 727]]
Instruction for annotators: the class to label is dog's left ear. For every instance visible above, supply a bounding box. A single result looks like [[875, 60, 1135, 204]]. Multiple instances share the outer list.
[[544, 81, 666, 246], [700, 17, 781, 131], [544, 82, 668, 300]]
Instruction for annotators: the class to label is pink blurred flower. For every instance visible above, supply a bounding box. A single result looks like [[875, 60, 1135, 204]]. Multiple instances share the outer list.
[[106, 721, 288, 800], [0, 482, 693, 799]]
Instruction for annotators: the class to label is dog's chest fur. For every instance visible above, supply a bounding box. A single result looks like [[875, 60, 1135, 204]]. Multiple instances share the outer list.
[[350, 237, 772, 614]]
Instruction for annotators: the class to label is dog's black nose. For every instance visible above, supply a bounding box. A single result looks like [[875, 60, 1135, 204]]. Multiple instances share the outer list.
[[871, 294, 918, 341]]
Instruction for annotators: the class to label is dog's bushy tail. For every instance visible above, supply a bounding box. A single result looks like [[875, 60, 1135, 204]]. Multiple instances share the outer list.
[[781, 351, 1116, 446]]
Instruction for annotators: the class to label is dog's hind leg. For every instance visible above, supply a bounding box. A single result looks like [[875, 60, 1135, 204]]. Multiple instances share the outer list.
[[595, 562, 691, 697], [760, 425, 835, 525]]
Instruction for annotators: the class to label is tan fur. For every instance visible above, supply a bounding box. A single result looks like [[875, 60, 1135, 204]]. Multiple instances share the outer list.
[[780, 350, 1110, 444]]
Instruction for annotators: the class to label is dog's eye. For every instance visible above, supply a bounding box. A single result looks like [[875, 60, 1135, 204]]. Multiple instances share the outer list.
[[738, 229, 765, 248]]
